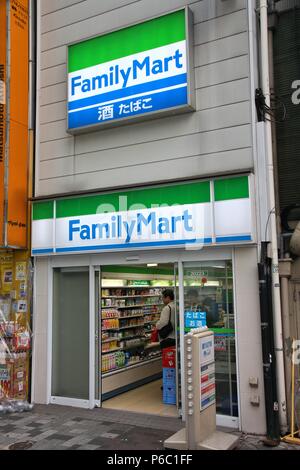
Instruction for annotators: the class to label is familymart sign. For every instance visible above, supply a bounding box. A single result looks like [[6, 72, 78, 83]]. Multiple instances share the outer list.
[[67, 9, 194, 132], [31, 176, 254, 255]]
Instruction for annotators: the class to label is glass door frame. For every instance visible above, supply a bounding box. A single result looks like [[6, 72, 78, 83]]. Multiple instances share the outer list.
[[47, 259, 97, 409], [95, 261, 179, 412], [177, 260, 240, 429], [47, 247, 240, 427]]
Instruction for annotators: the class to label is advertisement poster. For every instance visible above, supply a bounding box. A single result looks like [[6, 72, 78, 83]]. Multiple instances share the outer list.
[[199, 335, 214, 365], [19, 282, 27, 298], [0, 298, 11, 320], [214, 336, 227, 352], [4, 270, 12, 283], [17, 300, 27, 313], [0, 253, 13, 292], [15, 261, 27, 280], [200, 362, 216, 411]]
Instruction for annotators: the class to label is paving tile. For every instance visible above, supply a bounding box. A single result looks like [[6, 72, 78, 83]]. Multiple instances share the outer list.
[[4, 432, 29, 439], [62, 435, 92, 448], [62, 420, 77, 427], [31, 440, 60, 450], [2, 425, 19, 432], [77, 444, 100, 450], [68, 428, 84, 435], [26, 430, 47, 438], [88, 437, 107, 446], [100, 432, 119, 439], [51, 433, 76, 441], [31, 429, 57, 442], [18, 426, 35, 431]]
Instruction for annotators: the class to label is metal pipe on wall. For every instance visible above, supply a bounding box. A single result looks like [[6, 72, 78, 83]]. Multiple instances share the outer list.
[[280, 272, 292, 425], [259, 0, 288, 432]]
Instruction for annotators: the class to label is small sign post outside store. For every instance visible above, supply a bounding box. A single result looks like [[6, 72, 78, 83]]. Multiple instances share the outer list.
[[164, 328, 239, 450]]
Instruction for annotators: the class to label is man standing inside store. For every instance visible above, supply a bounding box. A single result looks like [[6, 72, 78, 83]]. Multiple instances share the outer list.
[[156, 289, 175, 350]]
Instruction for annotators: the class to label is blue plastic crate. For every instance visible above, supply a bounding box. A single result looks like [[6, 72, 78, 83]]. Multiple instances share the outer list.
[[163, 384, 176, 401], [163, 391, 176, 405], [163, 367, 176, 386]]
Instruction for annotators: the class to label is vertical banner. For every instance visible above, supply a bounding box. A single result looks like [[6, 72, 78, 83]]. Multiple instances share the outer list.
[[7, 0, 29, 247], [0, 0, 6, 246]]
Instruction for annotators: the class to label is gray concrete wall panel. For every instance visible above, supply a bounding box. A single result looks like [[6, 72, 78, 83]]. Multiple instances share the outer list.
[[36, 0, 254, 197]]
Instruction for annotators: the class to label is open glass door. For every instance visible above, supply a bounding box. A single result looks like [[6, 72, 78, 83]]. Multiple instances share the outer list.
[[96, 263, 180, 417]]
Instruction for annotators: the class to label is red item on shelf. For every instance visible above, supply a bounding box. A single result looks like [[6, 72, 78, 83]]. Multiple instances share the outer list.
[[150, 327, 159, 343], [162, 347, 176, 368]]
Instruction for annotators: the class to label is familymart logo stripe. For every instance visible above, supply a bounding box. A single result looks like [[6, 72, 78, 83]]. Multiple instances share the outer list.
[[67, 10, 189, 130]]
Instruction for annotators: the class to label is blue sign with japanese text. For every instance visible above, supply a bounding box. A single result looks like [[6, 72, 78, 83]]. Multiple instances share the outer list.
[[184, 311, 206, 329]]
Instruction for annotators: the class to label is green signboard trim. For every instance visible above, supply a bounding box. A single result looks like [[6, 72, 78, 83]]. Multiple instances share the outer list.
[[32, 181, 210, 220], [68, 10, 186, 73], [32, 201, 54, 221], [32, 176, 250, 221], [102, 265, 173, 276], [214, 176, 249, 201], [184, 327, 235, 334]]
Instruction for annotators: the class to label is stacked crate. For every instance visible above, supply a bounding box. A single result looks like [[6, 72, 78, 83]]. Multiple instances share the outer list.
[[162, 347, 176, 404]]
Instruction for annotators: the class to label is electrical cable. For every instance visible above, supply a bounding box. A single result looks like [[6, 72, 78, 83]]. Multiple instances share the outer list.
[[264, 207, 276, 242]]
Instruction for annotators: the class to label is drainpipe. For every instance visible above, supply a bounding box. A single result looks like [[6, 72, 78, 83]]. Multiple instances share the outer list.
[[259, 0, 288, 432], [279, 260, 292, 427]]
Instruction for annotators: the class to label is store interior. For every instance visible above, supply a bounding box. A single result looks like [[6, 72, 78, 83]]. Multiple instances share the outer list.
[[100, 263, 178, 418], [98, 260, 238, 419]]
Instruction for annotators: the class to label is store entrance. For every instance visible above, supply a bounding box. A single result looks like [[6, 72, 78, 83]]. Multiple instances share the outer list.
[[98, 263, 179, 418]]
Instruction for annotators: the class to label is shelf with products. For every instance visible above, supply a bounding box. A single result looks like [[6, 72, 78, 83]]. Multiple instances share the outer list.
[[102, 302, 164, 309], [102, 294, 162, 299], [118, 324, 144, 330], [101, 286, 163, 308], [101, 350, 162, 375], [100, 284, 164, 376], [101, 337, 119, 344], [102, 347, 121, 354]]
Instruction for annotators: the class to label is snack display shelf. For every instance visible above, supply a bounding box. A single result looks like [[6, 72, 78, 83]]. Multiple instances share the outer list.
[[102, 355, 162, 377], [101, 286, 163, 380], [123, 342, 145, 350], [101, 337, 119, 343], [118, 324, 144, 330], [117, 314, 144, 320], [118, 334, 144, 341], [102, 294, 161, 299], [102, 348, 121, 354], [102, 286, 169, 288], [109, 303, 164, 309], [101, 334, 144, 343]]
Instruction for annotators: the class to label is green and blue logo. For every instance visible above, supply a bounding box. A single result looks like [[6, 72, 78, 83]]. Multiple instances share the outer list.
[[67, 9, 193, 132]]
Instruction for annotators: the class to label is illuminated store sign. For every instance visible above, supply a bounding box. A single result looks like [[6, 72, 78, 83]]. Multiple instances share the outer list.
[[67, 8, 194, 133], [32, 176, 254, 255]]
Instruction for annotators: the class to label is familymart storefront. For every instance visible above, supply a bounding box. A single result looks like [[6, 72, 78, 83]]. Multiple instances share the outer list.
[[31, 175, 267, 433]]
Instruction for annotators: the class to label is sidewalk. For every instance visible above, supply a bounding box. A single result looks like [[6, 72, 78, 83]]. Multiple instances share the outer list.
[[0, 404, 299, 451]]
